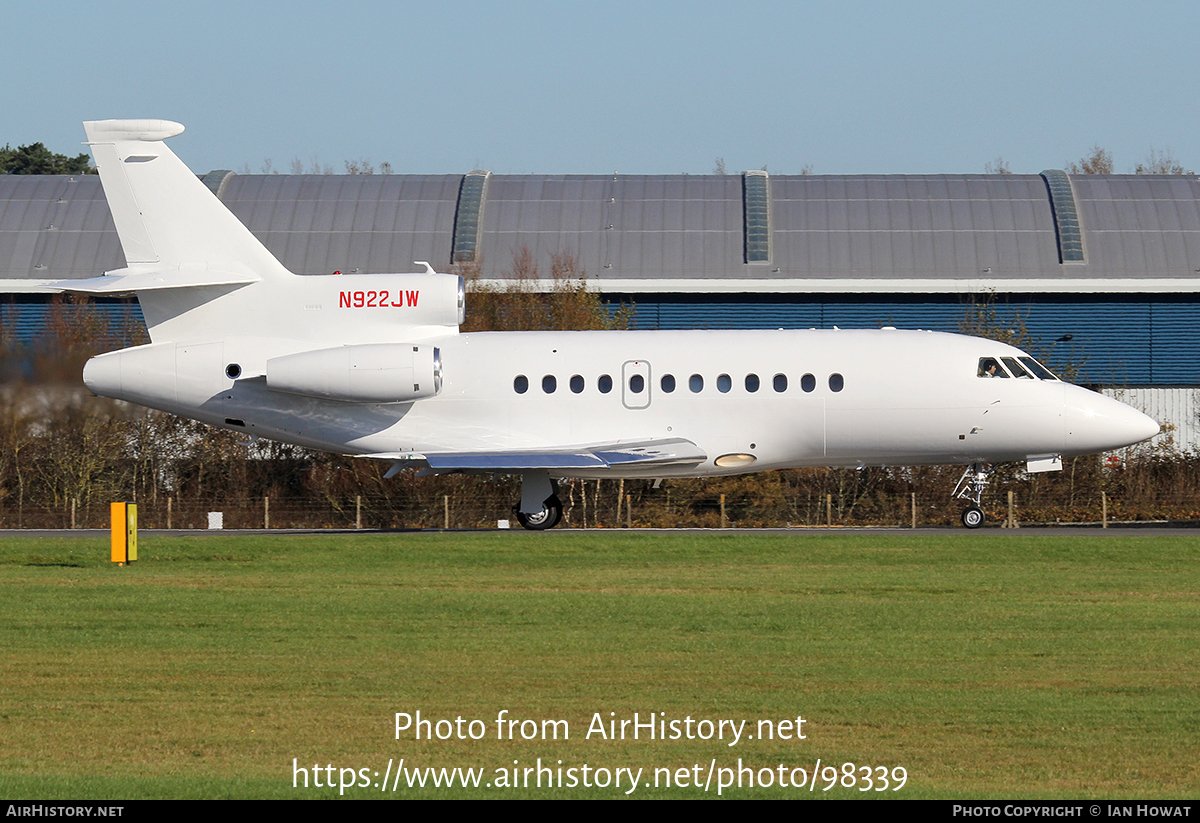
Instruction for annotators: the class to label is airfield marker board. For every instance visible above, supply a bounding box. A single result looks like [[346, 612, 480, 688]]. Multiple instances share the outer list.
[[110, 502, 137, 564]]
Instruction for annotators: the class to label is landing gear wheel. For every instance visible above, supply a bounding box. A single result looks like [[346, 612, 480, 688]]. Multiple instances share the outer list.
[[962, 505, 985, 529], [953, 462, 994, 531], [515, 494, 563, 531]]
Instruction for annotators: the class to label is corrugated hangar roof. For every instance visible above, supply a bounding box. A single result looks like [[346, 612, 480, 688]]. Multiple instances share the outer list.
[[3, 170, 1200, 293]]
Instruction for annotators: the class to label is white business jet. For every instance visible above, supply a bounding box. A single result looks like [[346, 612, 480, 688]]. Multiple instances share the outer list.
[[66, 120, 1159, 529]]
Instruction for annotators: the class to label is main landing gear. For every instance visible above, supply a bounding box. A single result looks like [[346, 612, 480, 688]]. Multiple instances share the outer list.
[[513, 471, 563, 531], [953, 462, 994, 529], [515, 494, 563, 530]]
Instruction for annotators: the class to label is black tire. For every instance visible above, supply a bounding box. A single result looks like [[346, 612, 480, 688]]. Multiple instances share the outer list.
[[962, 505, 985, 529], [516, 494, 563, 531]]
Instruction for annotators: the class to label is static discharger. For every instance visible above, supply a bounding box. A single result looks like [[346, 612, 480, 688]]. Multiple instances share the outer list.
[[110, 502, 138, 564]]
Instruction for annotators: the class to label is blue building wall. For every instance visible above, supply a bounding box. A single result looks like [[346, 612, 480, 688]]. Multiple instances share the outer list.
[[2, 294, 1196, 387], [0, 298, 144, 350], [614, 294, 1200, 386]]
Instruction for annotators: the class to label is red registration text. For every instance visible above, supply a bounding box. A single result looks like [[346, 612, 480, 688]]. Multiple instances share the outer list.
[[338, 290, 420, 308]]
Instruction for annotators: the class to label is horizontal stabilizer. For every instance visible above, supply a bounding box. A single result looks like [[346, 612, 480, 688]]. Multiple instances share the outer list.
[[84, 119, 186, 143], [364, 438, 707, 472], [50, 266, 258, 296], [0, 279, 64, 294]]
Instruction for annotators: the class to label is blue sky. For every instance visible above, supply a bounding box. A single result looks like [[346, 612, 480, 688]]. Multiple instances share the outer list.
[[6, 0, 1199, 176]]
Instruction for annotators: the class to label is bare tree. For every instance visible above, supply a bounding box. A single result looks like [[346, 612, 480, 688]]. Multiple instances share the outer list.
[[290, 156, 334, 175], [459, 247, 628, 332], [1066, 146, 1113, 174], [0, 389, 36, 524], [985, 156, 1012, 174], [713, 158, 726, 175], [30, 393, 131, 508], [1135, 147, 1190, 175]]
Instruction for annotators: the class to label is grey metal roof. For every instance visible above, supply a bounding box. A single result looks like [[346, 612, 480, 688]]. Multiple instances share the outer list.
[[219, 173, 462, 276], [3, 170, 1200, 291], [768, 174, 1061, 281], [0, 174, 125, 280]]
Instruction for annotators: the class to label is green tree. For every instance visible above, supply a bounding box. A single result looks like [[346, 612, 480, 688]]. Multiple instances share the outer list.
[[0, 142, 93, 175]]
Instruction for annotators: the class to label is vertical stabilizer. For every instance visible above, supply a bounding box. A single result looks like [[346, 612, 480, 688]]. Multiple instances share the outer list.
[[75, 120, 451, 347], [83, 119, 290, 281]]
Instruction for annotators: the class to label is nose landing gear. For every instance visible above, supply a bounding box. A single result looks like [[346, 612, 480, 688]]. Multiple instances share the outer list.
[[961, 504, 985, 529], [953, 462, 994, 529]]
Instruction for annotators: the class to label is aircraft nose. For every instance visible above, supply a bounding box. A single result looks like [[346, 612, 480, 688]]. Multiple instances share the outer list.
[[1063, 388, 1160, 454]]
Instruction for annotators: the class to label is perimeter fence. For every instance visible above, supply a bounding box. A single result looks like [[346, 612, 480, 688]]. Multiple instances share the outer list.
[[6, 461, 1200, 530]]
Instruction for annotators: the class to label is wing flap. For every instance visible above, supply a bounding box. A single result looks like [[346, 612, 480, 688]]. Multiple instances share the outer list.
[[363, 437, 706, 472], [426, 452, 606, 470]]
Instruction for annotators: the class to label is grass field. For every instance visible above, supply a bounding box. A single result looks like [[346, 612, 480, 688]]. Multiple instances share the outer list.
[[1, 530, 1197, 799]]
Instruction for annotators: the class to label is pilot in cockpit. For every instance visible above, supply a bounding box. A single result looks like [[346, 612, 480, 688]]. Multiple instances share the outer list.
[[978, 358, 1004, 378]]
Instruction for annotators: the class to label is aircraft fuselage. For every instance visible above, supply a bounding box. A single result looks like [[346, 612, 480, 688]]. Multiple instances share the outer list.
[[84, 327, 1157, 478]]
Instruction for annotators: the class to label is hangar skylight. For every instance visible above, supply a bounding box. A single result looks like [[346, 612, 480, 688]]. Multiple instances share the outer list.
[[1040, 169, 1085, 263], [743, 170, 770, 263], [452, 170, 490, 263]]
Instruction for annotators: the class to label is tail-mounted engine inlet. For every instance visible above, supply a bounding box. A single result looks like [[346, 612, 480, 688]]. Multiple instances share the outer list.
[[266, 343, 442, 404]]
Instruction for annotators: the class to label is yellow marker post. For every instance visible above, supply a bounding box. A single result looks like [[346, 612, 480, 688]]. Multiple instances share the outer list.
[[127, 503, 137, 562], [111, 502, 138, 564]]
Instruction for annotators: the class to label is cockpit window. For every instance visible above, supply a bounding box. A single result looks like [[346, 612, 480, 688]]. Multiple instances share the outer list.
[[1018, 356, 1058, 381], [979, 355, 1059, 381], [1001, 357, 1033, 379], [978, 357, 1009, 378]]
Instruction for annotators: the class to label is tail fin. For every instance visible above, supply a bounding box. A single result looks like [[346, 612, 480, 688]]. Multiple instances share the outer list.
[[83, 119, 290, 282], [70, 120, 447, 347]]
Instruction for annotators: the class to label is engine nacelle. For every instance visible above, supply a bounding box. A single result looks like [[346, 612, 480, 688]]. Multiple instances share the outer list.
[[266, 343, 442, 404]]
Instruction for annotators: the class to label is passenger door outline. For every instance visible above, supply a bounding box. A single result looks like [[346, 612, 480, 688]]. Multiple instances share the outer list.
[[622, 360, 651, 410]]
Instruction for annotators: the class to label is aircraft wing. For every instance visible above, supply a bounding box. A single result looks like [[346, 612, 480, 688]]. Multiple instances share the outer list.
[[364, 437, 707, 472]]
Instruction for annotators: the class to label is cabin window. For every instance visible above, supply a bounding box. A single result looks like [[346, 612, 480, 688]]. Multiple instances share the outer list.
[[570, 374, 584, 393], [717, 374, 732, 393], [977, 358, 1009, 378], [745, 373, 760, 392], [598, 374, 613, 393], [661, 374, 676, 393], [829, 373, 844, 392], [543, 375, 557, 393], [800, 373, 815, 392], [689, 374, 704, 393], [514, 375, 529, 394], [629, 374, 645, 393], [774, 374, 788, 392]]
